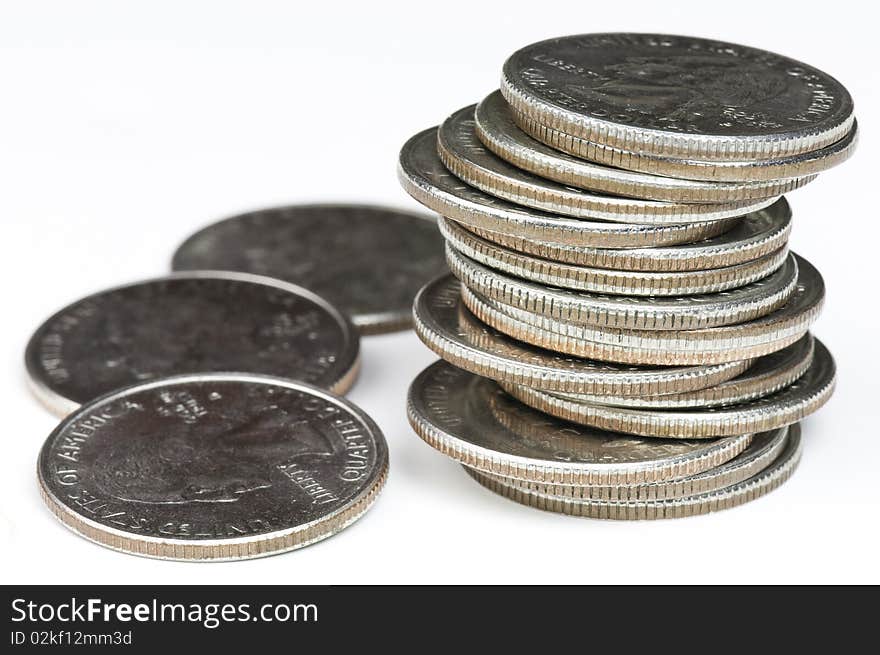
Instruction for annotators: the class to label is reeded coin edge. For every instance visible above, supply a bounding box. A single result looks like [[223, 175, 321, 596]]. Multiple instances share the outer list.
[[406, 377, 753, 486], [476, 426, 789, 501], [465, 426, 802, 519]]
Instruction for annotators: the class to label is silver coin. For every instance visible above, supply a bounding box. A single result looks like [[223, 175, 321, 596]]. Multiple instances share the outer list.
[[25, 272, 361, 416], [516, 111, 858, 182], [407, 360, 752, 485], [461, 253, 822, 365], [397, 127, 737, 248], [475, 90, 814, 202], [465, 425, 802, 519], [438, 105, 778, 225], [468, 197, 791, 271], [501, 33, 854, 161], [413, 275, 751, 396], [551, 334, 814, 409], [448, 247, 798, 331], [502, 338, 835, 438], [171, 204, 447, 334], [37, 373, 389, 561], [442, 217, 789, 297], [475, 426, 788, 501]]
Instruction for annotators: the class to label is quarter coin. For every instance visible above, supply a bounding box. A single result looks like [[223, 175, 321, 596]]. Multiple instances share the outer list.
[[407, 360, 752, 485], [171, 204, 447, 334], [25, 272, 360, 416], [37, 373, 389, 560], [413, 276, 751, 395], [501, 33, 854, 161], [438, 105, 778, 224]]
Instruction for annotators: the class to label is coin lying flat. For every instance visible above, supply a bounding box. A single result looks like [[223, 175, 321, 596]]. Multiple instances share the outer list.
[[501, 33, 854, 161], [475, 426, 788, 502], [171, 204, 447, 334], [414, 276, 751, 396], [465, 425, 801, 519], [551, 334, 814, 409], [516, 112, 858, 182], [475, 91, 814, 202], [468, 196, 791, 272], [448, 247, 798, 331], [37, 373, 389, 561], [398, 127, 737, 248], [25, 273, 360, 416], [442, 217, 789, 297], [502, 338, 835, 438], [461, 254, 822, 365], [438, 105, 778, 225], [407, 360, 752, 485]]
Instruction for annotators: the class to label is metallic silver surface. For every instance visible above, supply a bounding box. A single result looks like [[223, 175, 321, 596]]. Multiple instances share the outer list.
[[475, 91, 814, 202], [502, 338, 835, 438], [448, 247, 798, 331], [468, 197, 791, 271], [501, 33, 854, 161], [25, 272, 361, 416], [461, 253, 822, 365], [476, 426, 788, 501], [171, 204, 447, 334], [441, 217, 788, 296], [465, 425, 802, 519], [37, 373, 388, 561], [438, 105, 777, 224], [397, 127, 736, 248], [413, 276, 752, 396], [552, 334, 814, 409], [407, 360, 751, 485]]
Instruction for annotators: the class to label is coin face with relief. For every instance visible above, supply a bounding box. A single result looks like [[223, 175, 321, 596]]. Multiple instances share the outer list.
[[172, 204, 447, 334], [501, 33, 854, 161], [25, 272, 360, 416], [37, 374, 388, 561]]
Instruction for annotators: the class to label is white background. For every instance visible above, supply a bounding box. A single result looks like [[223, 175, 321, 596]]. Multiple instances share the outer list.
[[2, 1, 877, 585]]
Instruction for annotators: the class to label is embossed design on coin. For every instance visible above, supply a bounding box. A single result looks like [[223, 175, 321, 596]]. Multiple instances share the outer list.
[[407, 360, 751, 485], [438, 104, 777, 224], [502, 33, 854, 160], [413, 276, 751, 396], [397, 127, 736, 248], [171, 204, 447, 334], [37, 373, 389, 560], [25, 273, 360, 416]]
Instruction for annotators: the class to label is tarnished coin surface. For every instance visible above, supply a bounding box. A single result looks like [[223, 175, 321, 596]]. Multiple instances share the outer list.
[[407, 360, 751, 485], [501, 33, 854, 161], [438, 105, 777, 224], [397, 127, 736, 248], [462, 253, 822, 365], [448, 247, 798, 330], [469, 197, 791, 272], [502, 338, 835, 438], [465, 425, 801, 519], [476, 426, 788, 501], [552, 335, 814, 409], [171, 204, 447, 334], [442, 217, 789, 297], [413, 276, 751, 396], [475, 91, 814, 202], [516, 112, 858, 182], [37, 373, 389, 561], [25, 273, 360, 416]]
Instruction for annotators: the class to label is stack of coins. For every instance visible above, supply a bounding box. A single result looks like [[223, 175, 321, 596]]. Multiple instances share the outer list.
[[399, 33, 856, 519]]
